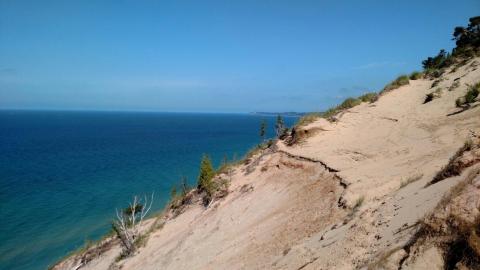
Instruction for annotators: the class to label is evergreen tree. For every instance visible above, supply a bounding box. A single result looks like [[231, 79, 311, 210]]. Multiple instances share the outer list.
[[259, 119, 267, 142], [197, 154, 215, 195]]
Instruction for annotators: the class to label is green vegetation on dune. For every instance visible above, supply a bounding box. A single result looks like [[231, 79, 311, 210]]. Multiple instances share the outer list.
[[295, 92, 378, 127], [358, 92, 379, 103], [409, 71, 423, 80], [295, 16, 480, 129], [380, 75, 410, 94], [456, 82, 480, 107]]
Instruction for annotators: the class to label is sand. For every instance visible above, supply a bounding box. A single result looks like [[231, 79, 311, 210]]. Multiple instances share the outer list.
[[53, 57, 480, 270]]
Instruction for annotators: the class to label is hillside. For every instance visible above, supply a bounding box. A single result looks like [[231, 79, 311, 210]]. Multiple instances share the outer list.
[[52, 56, 480, 270]]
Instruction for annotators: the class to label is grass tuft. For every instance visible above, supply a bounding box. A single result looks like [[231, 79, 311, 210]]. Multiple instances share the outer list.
[[409, 71, 423, 80], [456, 82, 480, 107], [381, 75, 409, 93]]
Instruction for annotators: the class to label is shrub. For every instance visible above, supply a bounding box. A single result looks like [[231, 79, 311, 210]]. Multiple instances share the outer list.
[[456, 82, 480, 107], [382, 75, 409, 93], [197, 154, 216, 200], [465, 83, 480, 104], [409, 71, 423, 80], [358, 92, 378, 103], [422, 49, 453, 70], [425, 68, 444, 79], [113, 194, 154, 258]]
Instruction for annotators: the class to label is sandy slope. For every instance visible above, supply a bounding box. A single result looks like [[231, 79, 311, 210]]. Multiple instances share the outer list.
[[54, 58, 480, 270]]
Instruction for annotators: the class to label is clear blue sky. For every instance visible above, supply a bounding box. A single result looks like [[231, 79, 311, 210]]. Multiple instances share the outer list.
[[1, 0, 479, 113]]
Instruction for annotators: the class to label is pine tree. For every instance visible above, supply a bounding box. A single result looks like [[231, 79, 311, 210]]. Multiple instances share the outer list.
[[259, 119, 267, 142], [197, 154, 215, 195]]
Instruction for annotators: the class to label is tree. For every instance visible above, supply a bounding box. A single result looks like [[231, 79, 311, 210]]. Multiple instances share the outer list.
[[197, 154, 215, 195], [113, 194, 154, 257], [453, 16, 480, 47], [422, 49, 450, 70], [259, 119, 267, 142], [275, 115, 286, 138]]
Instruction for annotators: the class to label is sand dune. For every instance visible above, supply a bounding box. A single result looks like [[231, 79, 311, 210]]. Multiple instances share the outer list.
[[53, 58, 480, 270]]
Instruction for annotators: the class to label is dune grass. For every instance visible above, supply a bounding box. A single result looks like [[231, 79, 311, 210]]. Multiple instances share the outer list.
[[409, 71, 423, 80], [380, 75, 410, 94], [456, 82, 480, 107], [295, 92, 378, 128]]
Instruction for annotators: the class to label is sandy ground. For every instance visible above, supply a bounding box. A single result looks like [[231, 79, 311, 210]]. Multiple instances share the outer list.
[[54, 58, 480, 270]]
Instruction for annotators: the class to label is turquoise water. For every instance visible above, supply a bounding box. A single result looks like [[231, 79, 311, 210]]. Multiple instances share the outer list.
[[0, 110, 296, 270]]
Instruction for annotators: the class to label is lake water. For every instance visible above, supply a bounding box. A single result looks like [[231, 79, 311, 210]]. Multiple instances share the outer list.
[[0, 110, 296, 270]]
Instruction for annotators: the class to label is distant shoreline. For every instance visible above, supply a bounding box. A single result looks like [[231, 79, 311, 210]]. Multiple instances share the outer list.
[[249, 112, 305, 117]]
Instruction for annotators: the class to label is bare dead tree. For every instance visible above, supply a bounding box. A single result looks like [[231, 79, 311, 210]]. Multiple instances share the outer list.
[[113, 193, 154, 256]]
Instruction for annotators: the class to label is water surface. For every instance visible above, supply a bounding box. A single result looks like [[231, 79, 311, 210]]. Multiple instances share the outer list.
[[0, 110, 296, 270]]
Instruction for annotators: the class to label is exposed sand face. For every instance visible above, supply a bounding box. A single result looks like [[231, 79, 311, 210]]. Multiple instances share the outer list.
[[54, 58, 480, 270], [121, 152, 346, 270]]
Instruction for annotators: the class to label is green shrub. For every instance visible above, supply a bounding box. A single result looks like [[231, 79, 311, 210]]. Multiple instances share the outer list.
[[425, 69, 444, 79], [382, 75, 410, 93], [409, 71, 423, 80], [422, 49, 453, 70], [358, 92, 378, 103], [197, 154, 216, 198], [465, 83, 480, 104], [456, 82, 479, 107]]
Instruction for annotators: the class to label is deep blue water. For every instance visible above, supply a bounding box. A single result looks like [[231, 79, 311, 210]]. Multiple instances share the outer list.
[[0, 110, 296, 270]]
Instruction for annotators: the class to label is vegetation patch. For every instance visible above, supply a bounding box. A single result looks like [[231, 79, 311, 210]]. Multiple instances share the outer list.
[[381, 75, 409, 94], [456, 82, 480, 107], [421, 16, 480, 80], [409, 169, 480, 270], [409, 71, 423, 80], [295, 92, 378, 129], [295, 112, 323, 127], [423, 88, 442, 104], [358, 92, 379, 103], [427, 139, 478, 186]]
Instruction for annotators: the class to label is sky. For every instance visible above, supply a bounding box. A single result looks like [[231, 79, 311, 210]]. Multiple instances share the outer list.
[[0, 0, 479, 113]]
